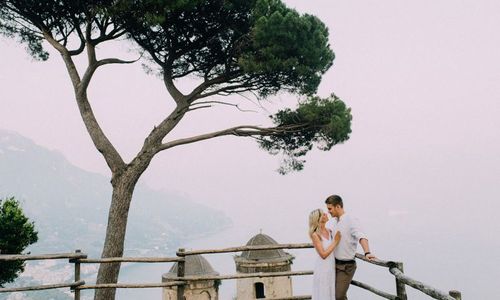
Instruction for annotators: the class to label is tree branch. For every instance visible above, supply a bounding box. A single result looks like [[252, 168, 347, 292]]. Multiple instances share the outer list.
[[91, 27, 127, 45], [41, 30, 81, 89], [190, 100, 257, 113], [41, 29, 126, 174], [78, 41, 97, 92], [186, 105, 212, 112], [171, 67, 204, 79], [130, 104, 190, 169], [9, 17, 44, 38], [96, 56, 142, 67], [73, 89, 126, 174], [68, 16, 86, 56], [163, 70, 185, 104], [156, 124, 307, 152], [194, 83, 256, 100], [185, 70, 241, 103], [80, 54, 142, 94]]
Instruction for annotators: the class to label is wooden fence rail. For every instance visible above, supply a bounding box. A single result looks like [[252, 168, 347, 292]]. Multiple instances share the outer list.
[[0, 243, 462, 300], [76, 281, 186, 290], [268, 297, 311, 300], [177, 243, 314, 256], [0, 253, 87, 261], [389, 267, 457, 300], [351, 280, 398, 300], [168, 270, 314, 282], [0, 280, 85, 293], [78, 257, 184, 263]]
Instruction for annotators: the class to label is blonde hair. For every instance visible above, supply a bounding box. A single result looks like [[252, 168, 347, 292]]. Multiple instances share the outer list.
[[308, 209, 323, 239]]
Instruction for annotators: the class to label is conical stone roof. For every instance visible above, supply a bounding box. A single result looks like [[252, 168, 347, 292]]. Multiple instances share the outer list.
[[236, 233, 294, 263], [163, 254, 219, 280]]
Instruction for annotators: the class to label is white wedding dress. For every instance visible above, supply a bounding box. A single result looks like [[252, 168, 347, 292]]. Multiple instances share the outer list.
[[312, 232, 336, 299]]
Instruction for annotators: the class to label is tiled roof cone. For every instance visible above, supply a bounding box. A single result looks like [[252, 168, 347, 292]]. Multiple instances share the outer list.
[[236, 233, 294, 263], [163, 254, 219, 279]]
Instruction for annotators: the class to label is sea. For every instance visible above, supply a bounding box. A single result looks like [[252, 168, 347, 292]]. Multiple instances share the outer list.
[[90, 214, 493, 300], [4, 209, 495, 300]]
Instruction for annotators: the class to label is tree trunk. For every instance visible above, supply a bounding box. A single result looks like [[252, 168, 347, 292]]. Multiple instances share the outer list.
[[93, 172, 138, 300]]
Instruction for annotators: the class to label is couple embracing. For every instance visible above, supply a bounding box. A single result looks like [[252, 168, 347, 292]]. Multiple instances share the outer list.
[[309, 195, 377, 300]]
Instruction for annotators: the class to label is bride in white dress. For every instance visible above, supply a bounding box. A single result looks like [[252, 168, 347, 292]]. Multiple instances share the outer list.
[[309, 209, 341, 300]]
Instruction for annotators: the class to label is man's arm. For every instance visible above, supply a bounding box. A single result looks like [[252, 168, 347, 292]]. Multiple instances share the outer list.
[[359, 238, 376, 260], [351, 216, 376, 261]]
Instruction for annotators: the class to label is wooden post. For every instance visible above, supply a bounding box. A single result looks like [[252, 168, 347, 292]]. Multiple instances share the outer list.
[[72, 250, 81, 300], [394, 262, 407, 300], [449, 290, 462, 300], [177, 248, 185, 300]]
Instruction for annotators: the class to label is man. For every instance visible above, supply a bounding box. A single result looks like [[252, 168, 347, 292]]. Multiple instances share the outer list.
[[325, 195, 376, 300]]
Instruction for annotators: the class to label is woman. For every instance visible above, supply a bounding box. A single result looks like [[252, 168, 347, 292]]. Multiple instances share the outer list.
[[309, 208, 341, 299]]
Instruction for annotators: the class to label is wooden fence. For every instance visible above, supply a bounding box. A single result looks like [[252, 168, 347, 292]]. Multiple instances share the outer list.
[[0, 243, 462, 300]]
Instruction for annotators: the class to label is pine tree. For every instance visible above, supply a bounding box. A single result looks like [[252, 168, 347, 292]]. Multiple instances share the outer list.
[[0, 197, 38, 287]]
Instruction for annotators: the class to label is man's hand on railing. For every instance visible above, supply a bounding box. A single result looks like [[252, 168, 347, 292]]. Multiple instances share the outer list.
[[365, 252, 377, 261]]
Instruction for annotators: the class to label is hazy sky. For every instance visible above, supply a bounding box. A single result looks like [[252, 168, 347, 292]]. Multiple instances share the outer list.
[[1, 1, 500, 297]]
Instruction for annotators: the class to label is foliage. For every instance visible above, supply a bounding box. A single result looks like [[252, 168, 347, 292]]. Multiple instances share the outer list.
[[0, 197, 38, 287], [121, 0, 334, 97], [117, 0, 343, 172], [259, 94, 352, 174], [0, 0, 195, 60], [0, 0, 105, 60], [0, 0, 344, 173]]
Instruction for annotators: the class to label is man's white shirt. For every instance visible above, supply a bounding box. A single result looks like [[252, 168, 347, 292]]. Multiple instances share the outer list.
[[326, 214, 367, 260]]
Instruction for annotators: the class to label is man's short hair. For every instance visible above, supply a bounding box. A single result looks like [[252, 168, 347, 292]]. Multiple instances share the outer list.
[[325, 195, 343, 208]]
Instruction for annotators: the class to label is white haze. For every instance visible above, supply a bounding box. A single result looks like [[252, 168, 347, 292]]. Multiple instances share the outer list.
[[1, 0, 500, 298]]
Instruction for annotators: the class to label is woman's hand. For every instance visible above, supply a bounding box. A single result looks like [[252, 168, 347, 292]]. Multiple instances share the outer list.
[[334, 231, 341, 244]]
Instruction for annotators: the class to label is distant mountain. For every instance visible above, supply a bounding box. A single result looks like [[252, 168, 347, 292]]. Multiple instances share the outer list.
[[0, 129, 231, 257]]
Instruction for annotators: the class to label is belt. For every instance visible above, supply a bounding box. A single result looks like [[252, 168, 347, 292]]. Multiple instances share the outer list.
[[335, 259, 356, 265]]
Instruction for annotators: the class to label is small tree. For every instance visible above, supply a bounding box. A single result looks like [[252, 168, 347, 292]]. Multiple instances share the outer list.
[[1, 1, 352, 299], [0, 197, 38, 287]]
